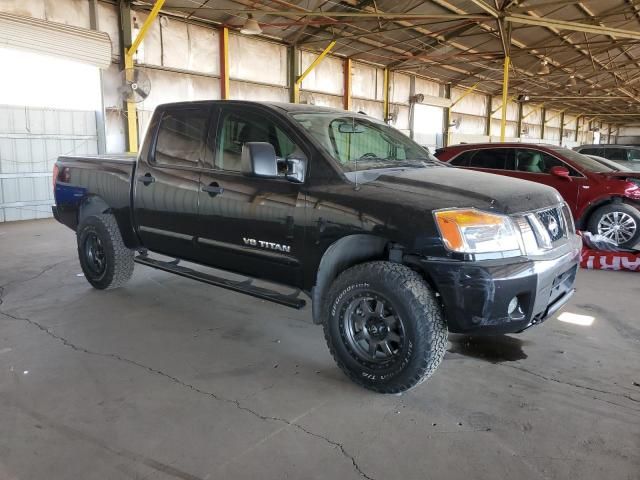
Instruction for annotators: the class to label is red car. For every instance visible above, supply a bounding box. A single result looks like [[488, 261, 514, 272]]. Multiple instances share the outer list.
[[435, 143, 640, 248]]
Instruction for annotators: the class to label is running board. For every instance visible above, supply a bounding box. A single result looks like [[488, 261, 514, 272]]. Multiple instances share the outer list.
[[134, 254, 306, 309]]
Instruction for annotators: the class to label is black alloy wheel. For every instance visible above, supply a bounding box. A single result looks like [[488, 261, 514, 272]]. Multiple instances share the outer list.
[[342, 294, 406, 365]]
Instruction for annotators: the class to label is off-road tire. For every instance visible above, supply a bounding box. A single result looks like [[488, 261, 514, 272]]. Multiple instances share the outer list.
[[323, 261, 447, 394], [587, 203, 640, 249], [77, 214, 134, 290]]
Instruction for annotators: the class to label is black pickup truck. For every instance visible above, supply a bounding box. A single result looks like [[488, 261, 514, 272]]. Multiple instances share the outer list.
[[53, 101, 581, 393]]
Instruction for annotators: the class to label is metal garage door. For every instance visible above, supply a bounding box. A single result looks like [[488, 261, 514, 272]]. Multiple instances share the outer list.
[[0, 12, 111, 68], [0, 105, 98, 222]]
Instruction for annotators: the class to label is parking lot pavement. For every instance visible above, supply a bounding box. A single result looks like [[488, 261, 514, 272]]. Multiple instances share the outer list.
[[1, 219, 638, 480]]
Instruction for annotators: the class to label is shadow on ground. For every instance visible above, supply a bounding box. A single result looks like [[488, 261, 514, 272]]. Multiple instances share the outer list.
[[447, 334, 529, 363]]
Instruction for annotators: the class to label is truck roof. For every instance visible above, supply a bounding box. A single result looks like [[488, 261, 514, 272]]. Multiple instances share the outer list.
[[155, 99, 349, 115]]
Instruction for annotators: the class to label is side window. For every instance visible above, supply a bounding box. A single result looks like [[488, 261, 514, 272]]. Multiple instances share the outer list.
[[516, 149, 580, 176], [214, 111, 299, 172], [606, 148, 627, 161], [468, 149, 510, 169], [449, 151, 473, 166], [154, 108, 208, 168], [628, 149, 640, 161], [579, 147, 602, 156]]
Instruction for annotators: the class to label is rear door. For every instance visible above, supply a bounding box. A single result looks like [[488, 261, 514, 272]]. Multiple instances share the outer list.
[[449, 147, 514, 175], [133, 105, 210, 259], [195, 105, 307, 286]]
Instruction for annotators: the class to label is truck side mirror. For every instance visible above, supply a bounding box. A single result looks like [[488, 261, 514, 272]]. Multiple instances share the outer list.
[[242, 142, 278, 178], [285, 157, 306, 183]]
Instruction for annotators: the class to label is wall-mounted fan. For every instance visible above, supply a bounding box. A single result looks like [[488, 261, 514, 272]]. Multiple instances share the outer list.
[[118, 68, 151, 103]]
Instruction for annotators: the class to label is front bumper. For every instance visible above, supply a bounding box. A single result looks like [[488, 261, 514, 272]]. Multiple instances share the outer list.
[[419, 234, 582, 334]]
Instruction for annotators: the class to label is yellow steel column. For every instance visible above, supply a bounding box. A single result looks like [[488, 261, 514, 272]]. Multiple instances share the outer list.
[[294, 40, 336, 103], [124, 0, 166, 153], [383, 67, 390, 121], [124, 54, 138, 154], [500, 55, 510, 142], [219, 26, 230, 100], [343, 57, 352, 111]]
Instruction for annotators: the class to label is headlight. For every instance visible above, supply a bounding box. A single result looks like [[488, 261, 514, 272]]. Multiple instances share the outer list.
[[434, 208, 522, 255]]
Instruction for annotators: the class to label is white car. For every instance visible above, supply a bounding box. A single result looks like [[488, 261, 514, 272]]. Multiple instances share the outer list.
[[585, 154, 632, 172]]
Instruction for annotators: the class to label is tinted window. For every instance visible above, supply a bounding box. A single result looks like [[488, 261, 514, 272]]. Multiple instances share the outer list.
[[516, 149, 580, 176], [154, 108, 208, 168], [629, 149, 640, 161], [579, 147, 603, 156], [606, 148, 627, 161], [215, 111, 298, 172], [449, 151, 474, 166], [468, 148, 511, 169]]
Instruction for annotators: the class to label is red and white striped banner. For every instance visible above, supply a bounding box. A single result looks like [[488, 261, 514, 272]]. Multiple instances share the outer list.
[[580, 249, 640, 271]]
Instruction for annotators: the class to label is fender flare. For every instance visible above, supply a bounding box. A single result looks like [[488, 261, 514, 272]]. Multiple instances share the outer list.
[[78, 195, 111, 223], [311, 234, 389, 324]]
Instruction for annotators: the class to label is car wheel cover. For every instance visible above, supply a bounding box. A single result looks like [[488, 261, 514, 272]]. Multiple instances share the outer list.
[[597, 211, 637, 245]]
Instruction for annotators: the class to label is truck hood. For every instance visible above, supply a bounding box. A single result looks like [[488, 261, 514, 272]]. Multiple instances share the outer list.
[[360, 166, 564, 215]]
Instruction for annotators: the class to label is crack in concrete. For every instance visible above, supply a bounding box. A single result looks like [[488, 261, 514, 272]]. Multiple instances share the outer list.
[[0, 309, 375, 480], [0, 261, 66, 306], [503, 364, 640, 409]]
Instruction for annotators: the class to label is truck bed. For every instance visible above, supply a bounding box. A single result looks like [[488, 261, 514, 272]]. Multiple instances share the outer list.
[[54, 154, 138, 247]]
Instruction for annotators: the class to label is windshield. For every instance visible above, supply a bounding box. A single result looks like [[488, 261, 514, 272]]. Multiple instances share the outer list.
[[291, 112, 441, 172], [548, 146, 615, 172]]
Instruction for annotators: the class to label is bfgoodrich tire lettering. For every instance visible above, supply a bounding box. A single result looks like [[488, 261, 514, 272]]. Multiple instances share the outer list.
[[77, 214, 134, 290], [323, 261, 447, 394]]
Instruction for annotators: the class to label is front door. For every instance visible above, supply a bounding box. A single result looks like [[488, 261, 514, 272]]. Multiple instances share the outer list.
[[508, 148, 587, 216], [133, 105, 210, 260], [196, 105, 307, 286]]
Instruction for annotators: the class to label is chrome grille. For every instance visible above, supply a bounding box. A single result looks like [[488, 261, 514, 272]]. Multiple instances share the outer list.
[[535, 207, 565, 243]]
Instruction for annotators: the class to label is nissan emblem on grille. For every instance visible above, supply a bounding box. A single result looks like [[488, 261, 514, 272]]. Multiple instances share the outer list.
[[537, 208, 564, 242]]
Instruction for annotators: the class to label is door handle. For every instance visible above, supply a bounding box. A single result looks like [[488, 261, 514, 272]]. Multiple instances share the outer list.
[[202, 182, 224, 196], [138, 173, 155, 186]]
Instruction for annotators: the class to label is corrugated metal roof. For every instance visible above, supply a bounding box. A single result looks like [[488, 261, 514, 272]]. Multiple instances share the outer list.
[[133, 0, 640, 124]]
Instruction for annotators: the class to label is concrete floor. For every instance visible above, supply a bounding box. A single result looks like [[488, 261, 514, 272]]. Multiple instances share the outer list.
[[0, 219, 638, 480]]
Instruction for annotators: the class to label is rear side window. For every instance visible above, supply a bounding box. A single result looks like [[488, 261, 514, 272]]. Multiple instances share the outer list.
[[629, 149, 640, 161], [468, 148, 512, 169], [154, 108, 209, 168], [579, 147, 603, 156], [606, 148, 627, 161], [449, 151, 474, 166]]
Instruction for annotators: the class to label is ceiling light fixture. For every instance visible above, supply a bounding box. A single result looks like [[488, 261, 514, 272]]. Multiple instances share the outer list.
[[240, 14, 262, 35], [537, 60, 550, 75], [566, 75, 577, 87]]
